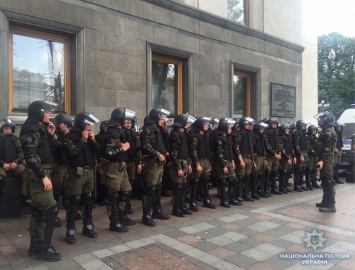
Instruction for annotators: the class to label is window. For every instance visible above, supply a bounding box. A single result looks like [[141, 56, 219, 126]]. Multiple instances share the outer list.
[[233, 70, 252, 118], [151, 54, 183, 116], [227, 0, 250, 26], [9, 26, 71, 114]]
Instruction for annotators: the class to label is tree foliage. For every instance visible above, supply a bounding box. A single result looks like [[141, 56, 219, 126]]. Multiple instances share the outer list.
[[318, 33, 355, 116]]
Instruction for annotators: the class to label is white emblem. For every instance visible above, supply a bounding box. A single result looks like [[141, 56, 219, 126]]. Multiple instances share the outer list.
[[303, 229, 327, 251]]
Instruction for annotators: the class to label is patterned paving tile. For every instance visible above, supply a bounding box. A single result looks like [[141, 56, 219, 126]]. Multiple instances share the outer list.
[[206, 236, 235, 246], [247, 221, 281, 232], [241, 248, 274, 261], [208, 247, 236, 259]]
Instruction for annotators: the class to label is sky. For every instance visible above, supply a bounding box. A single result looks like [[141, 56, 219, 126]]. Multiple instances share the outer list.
[[304, 0, 355, 38]]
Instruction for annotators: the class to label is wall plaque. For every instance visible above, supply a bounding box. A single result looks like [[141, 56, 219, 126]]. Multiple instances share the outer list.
[[270, 83, 296, 117]]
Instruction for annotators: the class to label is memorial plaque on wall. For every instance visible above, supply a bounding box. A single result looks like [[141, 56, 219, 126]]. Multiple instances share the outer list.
[[270, 83, 296, 117]]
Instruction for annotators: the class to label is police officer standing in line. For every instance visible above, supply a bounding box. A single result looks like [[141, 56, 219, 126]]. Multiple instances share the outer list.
[[306, 125, 322, 189], [140, 108, 171, 227], [188, 117, 216, 211], [63, 112, 100, 244], [214, 118, 237, 208], [20, 100, 61, 261], [333, 121, 345, 184], [123, 115, 142, 213], [235, 117, 257, 201], [168, 113, 195, 217], [51, 113, 73, 227], [0, 119, 26, 206], [102, 108, 136, 232], [314, 111, 338, 212], [252, 121, 270, 198], [279, 123, 295, 194], [292, 120, 311, 191], [265, 118, 283, 195]]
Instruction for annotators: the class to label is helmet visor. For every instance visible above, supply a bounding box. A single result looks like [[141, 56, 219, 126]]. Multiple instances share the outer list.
[[187, 115, 196, 124], [124, 109, 136, 120], [314, 112, 325, 121], [259, 122, 269, 129], [42, 101, 59, 112], [84, 114, 100, 126]]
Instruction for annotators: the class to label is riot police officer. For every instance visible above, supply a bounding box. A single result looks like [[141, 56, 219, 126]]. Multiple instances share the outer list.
[[102, 108, 136, 232], [279, 123, 295, 194], [0, 119, 26, 207], [63, 112, 100, 244], [314, 112, 337, 212], [51, 113, 73, 227], [20, 100, 61, 262], [306, 125, 321, 189], [168, 113, 195, 217], [214, 118, 237, 208], [188, 117, 216, 211], [265, 118, 283, 195], [140, 108, 171, 227], [292, 120, 310, 191]]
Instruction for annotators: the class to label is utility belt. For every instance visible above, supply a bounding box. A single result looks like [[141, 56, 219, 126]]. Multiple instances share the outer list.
[[242, 153, 254, 159], [71, 165, 94, 172]]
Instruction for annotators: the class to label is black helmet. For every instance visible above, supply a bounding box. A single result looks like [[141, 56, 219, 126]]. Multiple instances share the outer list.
[[239, 117, 255, 129], [289, 122, 296, 131], [268, 117, 279, 127], [100, 121, 108, 132], [73, 112, 100, 131], [55, 113, 73, 129], [254, 122, 268, 133], [192, 117, 211, 130], [314, 111, 335, 127], [172, 113, 196, 127], [217, 118, 236, 132], [27, 100, 57, 122], [107, 108, 136, 126], [0, 119, 16, 133], [307, 125, 319, 135], [279, 123, 292, 134], [148, 108, 171, 122], [295, 119, 309, 129]]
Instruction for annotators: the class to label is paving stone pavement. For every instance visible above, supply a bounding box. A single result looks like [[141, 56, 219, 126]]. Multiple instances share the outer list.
[[0, 176, 354, 270]]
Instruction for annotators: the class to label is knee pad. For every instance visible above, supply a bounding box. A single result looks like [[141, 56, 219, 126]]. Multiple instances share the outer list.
[[41, 205, 59, 223], [82, 192, 93, 203], [69, 194, 82, 207]]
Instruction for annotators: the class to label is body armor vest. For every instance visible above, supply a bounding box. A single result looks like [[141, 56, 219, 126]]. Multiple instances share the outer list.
[[65, 131, 96, 166], [239, 130, 254, 155], [0, 134, 17, 162], [174, 131, 190, 159], [195, 132, 211, 159], [267, 129, 280, 151], [150, 126, 167, 154], [282, 134, 293, 155], [218, 135, 234, 160], [253, 133, 266, 156], [54, 133, 67, 163], [37, 127, 55, 164], [121, 129, 137, 162]]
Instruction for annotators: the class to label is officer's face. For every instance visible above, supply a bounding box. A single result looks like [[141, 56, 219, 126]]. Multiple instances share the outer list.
[[203, 123, 209, 131], [284, 128, 290, 135], [125, 120, 132, 130], [259, 129, 265, 134], [2, 127, 12, 135], [244, 123, 251, 131], [318, 118, 325, 127], [42, 111, 52, 123], [336, 126, 342, 131], [312, 130, 317, 136], [227, 126, 232, 134], [84, 123, 92, 131], [271, 123, 277, 129], [301, 124, 306, 130]]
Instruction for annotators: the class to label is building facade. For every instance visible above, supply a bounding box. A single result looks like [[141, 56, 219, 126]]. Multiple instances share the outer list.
[[0, 0, 318, 126]]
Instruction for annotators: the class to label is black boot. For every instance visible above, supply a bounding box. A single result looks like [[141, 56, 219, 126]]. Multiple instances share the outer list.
[[250, 174, 260, 200], [142, 186, 156, 227], [219, 179, 230, 208], [108, 191, 129, 232], [82, 193, 98, 238], [236, 175, 244, 201], [300, 167, 309, 191], [263, 170, 271, 197], [152, 184, 170, 220], [229, 178, 243, 206], [189, 178, 199, 212], [66, 194, 81, 244], [319, 204, 336, 212], [270, 171, 282, 195], [243, 175, 255, 201], [119, 191, 136, 226], [202, 177, 216, 209], [53, 189, 62, 227], [305, 168, 313, 190], [279, 170, 288, 194], [172, 185, 185, 217], [125, 188, 133, 214], [293, 168, 303, 192], [285, 170, 294, 193], [181, 183, 192, 215], [28, 235, 39, 256], [37, 206, 61, 262]]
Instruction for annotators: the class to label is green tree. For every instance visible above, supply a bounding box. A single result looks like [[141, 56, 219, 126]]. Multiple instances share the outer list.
[[318, 33, 355, 116], [227, 0, 245, 25]]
